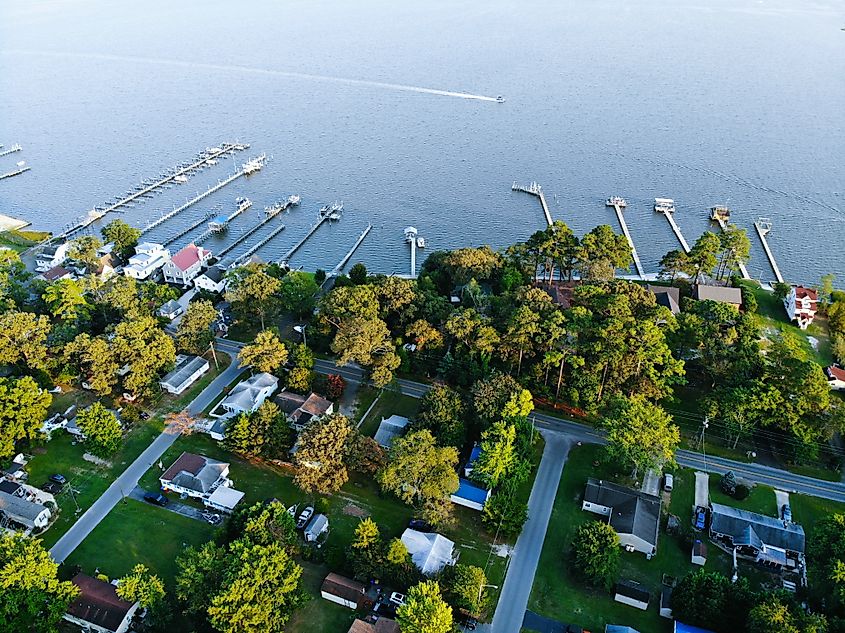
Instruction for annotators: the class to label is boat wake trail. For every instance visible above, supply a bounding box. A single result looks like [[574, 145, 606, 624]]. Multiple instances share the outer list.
[[3, 50, 500, 102]]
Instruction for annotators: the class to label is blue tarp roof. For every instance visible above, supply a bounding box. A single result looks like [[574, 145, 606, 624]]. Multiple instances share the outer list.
[[211, 215, 228, 224], [466, 446, 482, 468], [675, 623, 716, 633], [606, 626, 640, 633], [454, 478, 489, 504]]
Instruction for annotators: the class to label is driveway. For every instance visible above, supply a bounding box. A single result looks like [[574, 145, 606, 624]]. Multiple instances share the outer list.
[[694, 471, 710, 508], [50, 349, 241, 563], [128, 486, 212, 523], [491, 432, 571, 633], [641, 469, 661, 496]]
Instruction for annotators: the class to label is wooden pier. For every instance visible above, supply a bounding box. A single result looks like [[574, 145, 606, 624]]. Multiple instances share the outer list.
[[0, 144, 22, 159], [512, 181, 553, 227], [162, 211, 217, 247], [60, 143, 250, 240], [231, 222, 287, 268], [711, 212, 752, 280], [278, 214, 332, 266], [754, 218, 784, 284], [0, 166, 30, 181], [328, 224, 373, 280], [216, 210, 285, 262], [140, 155, 264, 236], [606, 199, 645, 279]]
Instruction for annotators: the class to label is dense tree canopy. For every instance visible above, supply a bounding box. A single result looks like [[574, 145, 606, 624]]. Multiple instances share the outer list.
[[238, 330, 288, 374], [396, 580, 454, 633], [0, 375, 51, 459], [571, 521, 620, 589], [76, 402, 122, 457]]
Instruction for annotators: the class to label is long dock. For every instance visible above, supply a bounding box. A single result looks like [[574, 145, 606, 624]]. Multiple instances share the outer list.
[[216, 211, 285, 261], [0, 144, 22, 158], [328, 224, 373, 279], [0, 166, 31, 181], [59, 143, 250, 240], [230, 222, 287, 267], [754, 218, 784, 283], [140, 154, 265, 236], [608, 201, 645, 279], [512, 181, 553, 227], [712, 215, 751, 280], [162, 210, 217, 247], [278, 214, 332, 265], [662, 211, 691, 253]]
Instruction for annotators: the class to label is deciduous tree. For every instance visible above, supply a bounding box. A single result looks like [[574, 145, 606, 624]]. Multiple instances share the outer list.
[[472, 421, 517, 487], [278, 271, 318, 318], [238, 330, 288, 374], [0, 250, 30, 311], [63, 333, 118, 396], [101, 219, 141, 258], [43, 278, 90, 321], [116, 564, 165, 608], [176, 299, 218, 354], [76, 402, 122, 457], [111, 316, 176, 396], [577, 225, 631, 280], [571, 521, 620, 589], [294, 413, 353, 495], [0, 375, 51, 459], [396, 581, 454, 633], [416, 384, 467, 448], [225, 265, 282, 330], [0, 311, 50, 371], [603, 395, 680, 477], [443, 564, 489, 615], [68, 235, 103, 271]]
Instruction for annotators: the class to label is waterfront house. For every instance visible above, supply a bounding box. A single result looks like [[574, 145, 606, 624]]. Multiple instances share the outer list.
[[158, 299, 183, 320], [373, 414, 410, 448], [582, 478, 662, 556], [321, 573, 372, 610], [63, 573, 139, 633], [124, 242, 170, 280], [0, 480, 52, 534], [159, 355, 210, 395], [451, 478, 491, 511], [275, 390, 334, 431], [401, 528, 456, 575], [708, 502, 805, 571], [217, 372, 279, 418], [646, 284, 681, 315], [35, 242, 70, 272], [162, 243, 211, 286], [784, 285, 818, 329], [194, 264, 228, 294], [826, 365, 845, 391], [691, 284, 743, 309]]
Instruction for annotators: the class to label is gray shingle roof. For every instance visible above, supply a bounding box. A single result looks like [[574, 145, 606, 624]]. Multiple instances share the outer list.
[[692, 284, 743, 305], [584, 478, 661, 548], [709, 502, 805, 553]]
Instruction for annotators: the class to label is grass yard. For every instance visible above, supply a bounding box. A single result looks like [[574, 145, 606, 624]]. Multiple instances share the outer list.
[[287, 562, 360, 633], [357, 389, 421, 439], [150, 351, 232, 416], [353, 386, 380, 427], [707, 477, 778, 517], [27, 420, 165, 548], [63, 498, 217, 583]]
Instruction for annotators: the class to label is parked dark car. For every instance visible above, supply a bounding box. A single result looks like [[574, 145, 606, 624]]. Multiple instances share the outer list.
[[41, 482, 62, 494], [49, 474, 67, 485], [408, 519, 433, 532], [140, 411, 151, 420], [143, 493, 169, 507], [782, 504, 792, 522]]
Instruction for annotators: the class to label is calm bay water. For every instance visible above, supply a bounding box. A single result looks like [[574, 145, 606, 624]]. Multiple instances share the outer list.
[[1, 0, 843, 283]]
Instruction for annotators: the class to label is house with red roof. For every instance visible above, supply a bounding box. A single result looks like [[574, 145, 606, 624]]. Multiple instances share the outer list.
[[784, 285, 818, 329], [162, 243, 211, 286], [826, 365, 845, 391]]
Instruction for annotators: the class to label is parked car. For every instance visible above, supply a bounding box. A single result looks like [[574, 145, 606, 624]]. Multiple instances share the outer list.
[[296, 506, 314, 529], [663, 473, 674, 492], [782, 504, 792, 522], [143, 493, 169, 507], [41, 482, 62, 494], [49, 474, 67, 485], [389, 592, 406, 606], [694, 507, 707, 530], [140, 411, 151, 420], [408, 519, 433, 532]]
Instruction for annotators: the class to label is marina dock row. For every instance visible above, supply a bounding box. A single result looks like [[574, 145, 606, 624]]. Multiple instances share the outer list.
[[328, 223, 373, 279], [230, 222, 288, 268], [0, 144, 22, 158], [141, 153, 266, 236], [606, 198, 645, 279], [0, 166, 30, 181], [60, 142, 250, 240], [654, 199, 692, 254], [278, 213, 333, 266], [214, 200, 295, 261], [754, 218, 785, 283], [512, 181, 553, 227]]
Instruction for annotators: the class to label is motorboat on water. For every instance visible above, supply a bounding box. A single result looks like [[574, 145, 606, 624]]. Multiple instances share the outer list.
[[174, 175, 189, 184], [417, 237, 425, 248], [496, 95, 506, 103]]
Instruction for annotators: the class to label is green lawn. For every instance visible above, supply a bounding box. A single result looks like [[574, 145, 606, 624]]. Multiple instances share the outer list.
[[353, 386, 381, 427], [287, 562, 361, 633], [707, 477, 779, 517], [357, 389, 421, 439], [63, 498, 217, 583], [27, 420, 165, 548]]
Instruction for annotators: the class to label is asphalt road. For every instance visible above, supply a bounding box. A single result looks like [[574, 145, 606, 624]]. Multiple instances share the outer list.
[[49, 349, 242, 563], [491, 432, 571, 633]]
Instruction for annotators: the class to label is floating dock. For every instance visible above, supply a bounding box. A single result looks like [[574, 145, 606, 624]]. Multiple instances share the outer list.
[[654, 198, 691, 253], [754, 218, 784, 284], [606, 197, 645, 279], [709, 206, 751, 280], [0, 166, 30, 181], [404, 226, 419, 277], [140, 154, 265, 236], [328, 224, 373, 280], [513, 181, 553, 227], [59, 143, 250, 240], [0, 144, 22, 158]]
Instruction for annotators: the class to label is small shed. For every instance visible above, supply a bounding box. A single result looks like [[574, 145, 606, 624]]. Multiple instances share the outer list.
[[373, 415, 410, 448], [320, 573, 368, 610], [691, 540, 707, 566], [205, 486, 245, 513], [660, 586, 673, 619], [450, 478, 491, 511], [606, 626, 642, 633], [614, 580, 650, 611], [158, 299, 183, 320], [304, 513, 329, 542]]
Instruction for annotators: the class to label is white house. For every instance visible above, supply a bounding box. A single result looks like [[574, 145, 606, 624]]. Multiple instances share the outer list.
[[304, 513, 329, 542], [401, 528, 456, 575], [64, 574, 140, 633], [217, 373, 279, 417], [0, 480, 52, 534], [320, 573, 369, 610], [159, 355, 210, 395], [194, 265, 228, 294], [158, 299, 183, 320], [784, 285, 818, 330], [826, 365, 845, 391], [162, 243, 211, 286], [275, 391, 334, 431], [35, 242, 70, 272], [124, 242, 170, 280], [582, 478, 661, 556], [159, 452, 230, 500], [38, 265, 72, 282]]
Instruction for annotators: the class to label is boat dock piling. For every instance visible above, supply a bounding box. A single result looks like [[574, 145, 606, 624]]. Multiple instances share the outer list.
[[59, 142, 251, 240], [710, 211, 752, 280], [230, 222, 288, 268], [328, 224, 373, 280], [278, 213, 332, 266], [605, 198, 645, 279], [754, 218, 784, 284], [140, 154, 265, 236], [0, 144, 22, 158], [0, 166, 31, 181], [512, 181, 553, 227]]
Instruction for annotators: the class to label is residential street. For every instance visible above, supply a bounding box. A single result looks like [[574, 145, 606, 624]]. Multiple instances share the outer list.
[[49, 349, 242, 563], [491, 432, 570, 633]]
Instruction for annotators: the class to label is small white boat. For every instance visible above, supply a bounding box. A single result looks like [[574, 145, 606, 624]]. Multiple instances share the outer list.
[[174, 175, 188, 184], [287, 194, 301, 206], [206, 159, 218, 165], [496, 95, 506, 103], [416, 237, 425, 248]]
